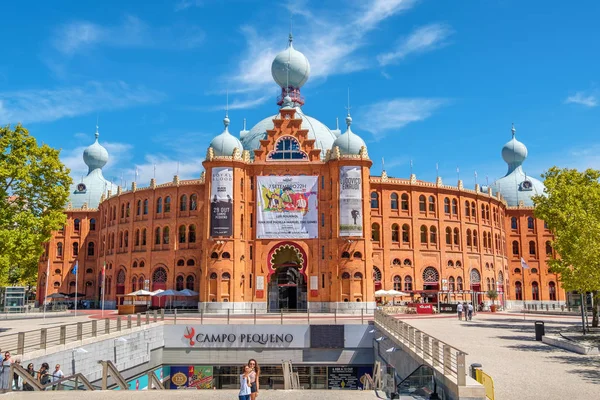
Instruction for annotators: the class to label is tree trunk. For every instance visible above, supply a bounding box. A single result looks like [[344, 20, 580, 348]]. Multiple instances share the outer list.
[[593, 291, 599, 328]]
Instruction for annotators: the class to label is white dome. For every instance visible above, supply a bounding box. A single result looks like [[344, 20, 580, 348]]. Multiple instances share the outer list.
[[241, 107, 336, 160], [332, 115, 367, 156], [83, 134, 108, 172], [209, 117, 243, 157], [271, 35, 310, 89], [502, 136, 528, 166]]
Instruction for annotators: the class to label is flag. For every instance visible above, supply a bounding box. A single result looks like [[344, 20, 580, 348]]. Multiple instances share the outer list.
[[72, 261, 78, 275], [457, 167, 460, 173], [474, 171, 478, 178], [520, 257, 530, 269], [101, 262, 106, 287]]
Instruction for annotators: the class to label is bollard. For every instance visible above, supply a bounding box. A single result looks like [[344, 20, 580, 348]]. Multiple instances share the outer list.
[[457, 353, 466, 386], [153, 309, 158, 323], [254, 309, 257, 325], [117, 317, 122, 331], [334, 309, 337, 324], [227, 309, 230, 325], [91, 321, 97, 337], [160, 309, 165, 321], [361, 309, 364, 325], [280, 309, 283, 325], [200, 309, 203, 324], [137, 313, 141, 327], [127, 315, 132, 329], [307, 310, 310, 325], [470, 363, 482, 380], [40, 328, 47, 349], [77, 322, 83, 340], [145, 312, 150, 325], [105, 318, 110, 334], [60, 326, 67, 344], [17, 332, 25, 354], [174, 309, 177, 325]]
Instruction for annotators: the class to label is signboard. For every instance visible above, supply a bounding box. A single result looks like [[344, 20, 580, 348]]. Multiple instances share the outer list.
[[339, 167, 363, 237], [210, 167, 233, 237], [256, 176, 318, 239], [327, 366, 373, 390], [167, 325, 310, 348], [169, 366, 189, 389], [439, 303, 458, 313], [144, 280, 150, 291]]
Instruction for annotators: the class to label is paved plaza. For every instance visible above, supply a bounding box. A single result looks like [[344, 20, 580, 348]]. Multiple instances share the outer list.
[[404, 312, 600, 400]]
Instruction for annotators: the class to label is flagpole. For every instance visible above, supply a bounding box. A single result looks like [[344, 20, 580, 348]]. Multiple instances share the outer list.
[[101, 262, 106, 318], [43, 259, 49, 320], [74, 261, 78, 317]]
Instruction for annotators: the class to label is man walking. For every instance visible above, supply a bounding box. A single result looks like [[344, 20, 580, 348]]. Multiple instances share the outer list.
[[457, 303, 463, 321], [52, 364, 64, 390], [467, 303, 474, 321]]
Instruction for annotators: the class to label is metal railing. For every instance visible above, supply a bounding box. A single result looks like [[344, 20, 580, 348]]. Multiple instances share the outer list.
[[374, 310, 467, 386], [6, 363, 95, 392], [0, 310, 164, 356], [99, 360, 130, 390]]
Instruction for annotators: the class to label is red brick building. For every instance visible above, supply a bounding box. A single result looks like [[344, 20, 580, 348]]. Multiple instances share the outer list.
[[37, 36, 564, 311]]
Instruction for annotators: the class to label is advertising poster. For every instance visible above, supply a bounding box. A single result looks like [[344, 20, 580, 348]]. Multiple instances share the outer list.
[[210, 167, 233, 237], [188, 366, 213, 389], [339, 167, 363, 237], [256, 176, 318, 239], [169, 366, 189, 389]]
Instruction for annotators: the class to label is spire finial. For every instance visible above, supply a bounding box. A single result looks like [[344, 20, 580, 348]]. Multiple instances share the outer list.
[[243, 118, 246, 131], [511, 122, 516, 137], [345, 88, 352, 127], [336, 117, 339, 130], [95, 115, 99, 140], [289, 14, 293, 45], [224, 90, 230, 128]]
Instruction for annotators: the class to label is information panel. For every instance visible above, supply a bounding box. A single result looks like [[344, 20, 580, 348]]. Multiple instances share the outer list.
[[339, 166, 363, 237], [256, 176, 318, 239], [210, 167, 233, 237], [328, 366, 373, 390]]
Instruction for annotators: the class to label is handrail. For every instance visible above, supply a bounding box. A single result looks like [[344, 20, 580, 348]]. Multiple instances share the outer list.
[[99, 360, 130, 390], [8, 363, 95, 391], [148, 371, 165, 390], [54, 373, 96, 391]]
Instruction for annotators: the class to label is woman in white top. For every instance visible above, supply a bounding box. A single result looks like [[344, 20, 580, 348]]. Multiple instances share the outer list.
[[239, 365, 252, 400]]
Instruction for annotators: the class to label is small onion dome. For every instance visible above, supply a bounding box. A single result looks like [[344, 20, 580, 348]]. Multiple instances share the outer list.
[[209, 115, 243, 157], [332, 114, 367, 156], [271, 34, 311, 89], [501, 124, 528, 171], [83, 130, 109, 172]]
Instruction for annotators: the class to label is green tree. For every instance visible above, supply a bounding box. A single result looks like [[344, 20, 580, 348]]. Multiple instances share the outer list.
[[533, 167, 600, 328], [0, 124, 71, 285]]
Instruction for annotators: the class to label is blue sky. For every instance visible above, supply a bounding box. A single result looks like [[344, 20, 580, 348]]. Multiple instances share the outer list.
[[1, 0, 599, 187]]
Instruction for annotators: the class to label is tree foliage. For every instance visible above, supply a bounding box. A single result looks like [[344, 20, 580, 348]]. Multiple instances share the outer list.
[[0, 124, 71, 285], [533, 167, 600, 326]]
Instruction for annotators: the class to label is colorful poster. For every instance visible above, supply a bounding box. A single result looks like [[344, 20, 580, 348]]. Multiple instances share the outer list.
[[210, 167, 233, 237], [188, 366, 213, 389], [339, 166, 363, 237], [256, 176, 318, 239]]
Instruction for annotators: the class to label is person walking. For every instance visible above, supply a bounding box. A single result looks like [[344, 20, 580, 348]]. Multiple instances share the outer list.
[[51, 364, 64, 390], [23, 364, 36, 391], [457, 303, 463, 321], [248, 359, 260, 399], [38, 363, 51, 390], [239, 365, 252, 400], [467, 303, 474, 321]]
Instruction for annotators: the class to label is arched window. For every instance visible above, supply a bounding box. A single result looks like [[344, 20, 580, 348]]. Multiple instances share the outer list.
[[189, 194, 198, 211], [485, 262, 490, 270], [531, 281, 539, 300], [512, 240, 520, 255], [143, 199, 149, 215], [527, 216, 535, 230], [126, 202, 130, 217], [485, 205, 490, 220], [353, 272, 363, 279], [371, 223, 380, 242], [428, 196, 436, 212], [74, 219, 81, 232], [186, 275, 195, 291], [448, 260, 454, 267], [457, 276, 463, 291], [117, 269, 126, 284], [419, 195, 426, 212], [188, 225, 196, 243], [445, 227, 452, 245], [423, 267, 439, 283], [210, 272, 218, 280], [177, 259, 185, 267], [401, 194, 409, 210], [162, 227, 170, 244], [451, 199, 458, 215], [391, 224, 399, 242], [466, 229, 472, 246], [133, 261, 138, 268], [515, 281, 523, 300], [444, 198, 450, 214], [529, 241, 536, 256], [86, 268, 93, 274], [138, 276, 144, 290], [222, 272, 231, 280], [341, 251, 351, 259], [222, 252, 231, 259], [473, 230, 478, 248], [403, 259, 412, 266], [545, 241, 553, 256], [420, 225, 428, 244], [136, 200, 141, 216], [141, 229, 147, 246], [393, 275, 402, 291], [353, 251, 362, 258], [456, 260, 462, 268], [87, 242, 94, 256], [471, 202, 476, 219], [453, 228, 460, 245], [164, 196, 171, 213], [448, 276, 455, 291], [482, 232, 488, 250], [119, 231, 123, 248], [131, 277, 137, 292], [176, 275, 184, 291], [267, 136, 308, 160], [486, 277, 492, 291], [73, 242, 79, 256], [210, 252, 218, 259], [371, 192, 379, 209], [429, 226, 437, 244], [392, 258, 401, 266], [124, 231, 128, 248], [120, 204, 125, 218], [402, 224, 410, 243], [391, 193, 398, 210], [156, 197, 163, 214], [464, 201, 470, 217], [90, 218, 96, 231], [179, 225, 186, 243], [139, 261, 145, 269], [373, 267, 382, 282], [404, 276, 413, 291], [155, 227, 161, 245], [549, 282, 556, 301], [152, 268, 167, 284], [180, 195, 187, 211], [481, 204, 486, 219], [342, 272, 351, 279]]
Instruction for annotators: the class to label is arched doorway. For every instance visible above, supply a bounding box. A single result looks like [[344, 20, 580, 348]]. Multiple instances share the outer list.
[[267, 243, 307, 312], [470, 268, 482, 303], [116, 269, 126, 305], [152, 267, 167, 308], [422, 267, 439, 303]]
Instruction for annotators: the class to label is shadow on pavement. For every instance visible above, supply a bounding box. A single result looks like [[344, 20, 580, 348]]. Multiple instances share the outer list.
[[549, 354, 600, 385]]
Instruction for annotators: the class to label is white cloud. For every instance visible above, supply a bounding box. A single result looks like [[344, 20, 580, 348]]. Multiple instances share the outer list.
[[357, 98, 447, 139], [52, 15, 204, 55], [0, 81, 164, 124], [174, 0, 203, 12], [231, 0, 425, 90], [377, 23, 453, 66], [565, 91, 597, 107]]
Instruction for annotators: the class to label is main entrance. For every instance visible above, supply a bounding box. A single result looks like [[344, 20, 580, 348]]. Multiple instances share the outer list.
[[267, 243, 308, 312]]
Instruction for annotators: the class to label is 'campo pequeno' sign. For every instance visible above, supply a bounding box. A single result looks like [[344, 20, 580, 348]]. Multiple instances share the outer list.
[[180, 326, 301, 348]]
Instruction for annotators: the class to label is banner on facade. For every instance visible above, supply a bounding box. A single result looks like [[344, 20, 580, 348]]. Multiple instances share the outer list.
[[256, 176, 318, 239], [339, 166, 363, 237], [210, 167, 233, 237]]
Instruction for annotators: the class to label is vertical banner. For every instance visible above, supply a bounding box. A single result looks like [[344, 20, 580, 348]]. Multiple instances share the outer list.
[[210, 167, 233, 237], [256, 176, 318, 239], [339, 166, 363, 236]]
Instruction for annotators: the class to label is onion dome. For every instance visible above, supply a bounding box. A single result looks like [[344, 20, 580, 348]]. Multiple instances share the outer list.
[[209, 114, 243, 157], [501, 124, 528, 173], [332, 113, 367, 156], [83, 129, 109, 173], [271, 34, 311, 89]]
